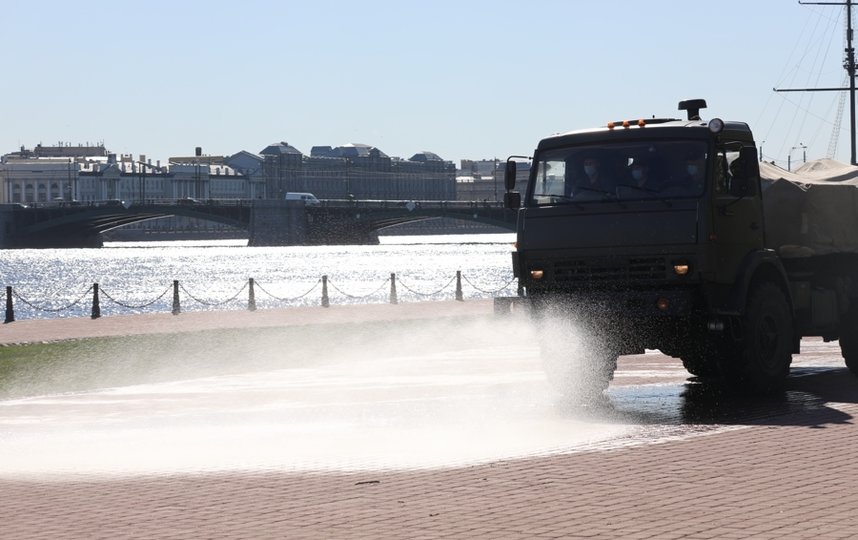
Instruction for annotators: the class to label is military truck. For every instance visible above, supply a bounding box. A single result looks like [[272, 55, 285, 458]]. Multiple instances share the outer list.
[[503, 99, 858, 395]]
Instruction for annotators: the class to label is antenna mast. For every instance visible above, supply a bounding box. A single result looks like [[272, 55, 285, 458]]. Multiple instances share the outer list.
[[775, 1, 857, 165]]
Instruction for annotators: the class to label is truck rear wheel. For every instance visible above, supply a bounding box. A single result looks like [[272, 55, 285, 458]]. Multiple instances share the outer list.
[[733, 282, 793, 392], [839, 309, 858, 376]]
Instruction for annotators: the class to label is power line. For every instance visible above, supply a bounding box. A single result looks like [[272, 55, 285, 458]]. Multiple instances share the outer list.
[[775, 1, 857, 165]]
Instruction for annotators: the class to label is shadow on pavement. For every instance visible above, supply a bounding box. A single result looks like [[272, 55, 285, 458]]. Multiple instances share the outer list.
[[580, 366, 857, 429]]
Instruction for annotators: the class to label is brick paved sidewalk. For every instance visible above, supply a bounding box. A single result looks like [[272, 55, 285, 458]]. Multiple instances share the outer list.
[[2, 358, 856, 539], [1, 395, 856, 540]]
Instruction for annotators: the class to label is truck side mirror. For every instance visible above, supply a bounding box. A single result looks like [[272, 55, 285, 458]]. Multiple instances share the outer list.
[[504, 191, 521, 209], [504, 160, 517, 191]]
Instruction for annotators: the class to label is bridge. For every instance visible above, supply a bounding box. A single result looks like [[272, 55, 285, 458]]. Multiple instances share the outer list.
[[0, 199, 517, 248]]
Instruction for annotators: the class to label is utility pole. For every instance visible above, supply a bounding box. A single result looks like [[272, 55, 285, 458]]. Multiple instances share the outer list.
[[775, 1, 857, 165]]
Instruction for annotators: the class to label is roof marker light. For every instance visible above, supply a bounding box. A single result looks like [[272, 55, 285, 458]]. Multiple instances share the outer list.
[[622, 120, 631, 129], [607, 121, 616, 130], [638, 119, 646, 127]]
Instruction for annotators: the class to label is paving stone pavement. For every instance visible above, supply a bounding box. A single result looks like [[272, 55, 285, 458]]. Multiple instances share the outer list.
[[2, 396, 856, 540], [1, 303, 857, 539]]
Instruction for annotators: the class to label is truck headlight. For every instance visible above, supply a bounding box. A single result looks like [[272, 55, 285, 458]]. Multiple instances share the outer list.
[[530, 269, 545, 280], [673, 263, 690, 276]]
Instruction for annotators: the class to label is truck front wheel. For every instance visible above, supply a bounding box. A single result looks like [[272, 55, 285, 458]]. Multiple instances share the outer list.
[[733, 282, 794, 392], [839, 309, 858, 376]]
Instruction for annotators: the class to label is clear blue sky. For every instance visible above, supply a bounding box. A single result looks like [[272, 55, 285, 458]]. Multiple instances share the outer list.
[[0, 0, 851, 167]]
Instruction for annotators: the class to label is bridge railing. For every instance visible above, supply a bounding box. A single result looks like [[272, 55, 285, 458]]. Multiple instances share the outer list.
[[3, 271, 519, 322], [19, 198, 504, 209], [21, 198, 255, 209], [317, 199, 505, 210]]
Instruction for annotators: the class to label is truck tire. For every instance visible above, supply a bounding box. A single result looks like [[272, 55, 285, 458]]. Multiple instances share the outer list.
[[676, 324, 728, 379], [839, 309, 858, 376], [733, 282, 793, 392], [681, 353, 720, 378]]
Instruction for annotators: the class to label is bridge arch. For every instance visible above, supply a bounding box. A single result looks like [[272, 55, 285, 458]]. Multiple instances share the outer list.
[[2, 199, 516, 248]]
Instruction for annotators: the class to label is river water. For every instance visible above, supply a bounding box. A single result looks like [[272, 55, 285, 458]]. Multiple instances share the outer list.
[[0, 233, 517, 320]]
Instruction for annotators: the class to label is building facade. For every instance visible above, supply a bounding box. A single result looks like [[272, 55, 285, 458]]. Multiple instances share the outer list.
[[1, 141, 459, 204], [259, 142, 457, 201]]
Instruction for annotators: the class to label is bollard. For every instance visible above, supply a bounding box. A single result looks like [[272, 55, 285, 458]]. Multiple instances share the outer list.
[[321, 275, 330, 307], [390, 273, 398, 305], [248, 278, 257, 311], [91, 283, 101, 319], [172, 280, 181, 315], [455, 271, 463, 301], [4, 286, 13, 324]]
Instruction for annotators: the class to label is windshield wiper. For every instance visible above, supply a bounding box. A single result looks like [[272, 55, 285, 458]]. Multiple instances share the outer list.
[[571, 186, 617, 200]]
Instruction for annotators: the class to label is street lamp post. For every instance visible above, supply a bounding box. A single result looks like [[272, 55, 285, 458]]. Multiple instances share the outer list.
[[493, 158, 498, 202], [790, 143, 808, 171]]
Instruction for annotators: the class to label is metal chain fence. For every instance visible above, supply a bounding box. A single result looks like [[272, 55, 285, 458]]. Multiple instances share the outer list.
[[397, 275, 457, 297], [461, 274, 517, 294], [11, 285, 94, 313], [327, 278, 391, 300], [253, 279, 321, 302], [3, 271, 519, 322], [178, 282, 249, 308], [99, 285, 173, 310]]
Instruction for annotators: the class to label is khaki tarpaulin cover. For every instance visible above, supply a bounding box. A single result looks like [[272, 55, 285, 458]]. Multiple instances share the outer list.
[[760, 159, 858, 257]]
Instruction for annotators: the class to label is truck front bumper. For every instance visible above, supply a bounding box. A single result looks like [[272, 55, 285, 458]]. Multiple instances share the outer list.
[[527, 287, 698, 318]]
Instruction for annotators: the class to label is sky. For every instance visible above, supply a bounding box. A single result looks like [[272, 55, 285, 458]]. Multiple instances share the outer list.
[[0, 0, 852, 168]]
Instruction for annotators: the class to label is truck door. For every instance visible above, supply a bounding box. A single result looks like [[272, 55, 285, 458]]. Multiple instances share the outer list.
[[710, 143, 765, 285]]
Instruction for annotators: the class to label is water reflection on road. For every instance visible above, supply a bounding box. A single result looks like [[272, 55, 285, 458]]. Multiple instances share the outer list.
[[0, 324, 854, 478]]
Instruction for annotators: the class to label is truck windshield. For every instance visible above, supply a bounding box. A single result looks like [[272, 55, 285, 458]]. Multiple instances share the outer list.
[[528, 140, 708, 205]]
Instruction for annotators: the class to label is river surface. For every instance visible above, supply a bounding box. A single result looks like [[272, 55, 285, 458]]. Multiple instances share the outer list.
[[0, 233, 517, 320]]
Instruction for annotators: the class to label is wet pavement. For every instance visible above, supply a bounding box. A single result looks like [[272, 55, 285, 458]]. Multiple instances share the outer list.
[[1, 306, 857, 539]]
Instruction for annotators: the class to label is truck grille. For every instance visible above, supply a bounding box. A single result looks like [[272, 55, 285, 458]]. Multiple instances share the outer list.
[[553, 257, 666, 285]]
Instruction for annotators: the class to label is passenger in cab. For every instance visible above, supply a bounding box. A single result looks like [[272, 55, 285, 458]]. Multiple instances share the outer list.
[[568, 154, 613, 199]]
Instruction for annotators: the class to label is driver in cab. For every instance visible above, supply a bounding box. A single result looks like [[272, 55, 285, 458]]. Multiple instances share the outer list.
[[567, 155, 613, 199]]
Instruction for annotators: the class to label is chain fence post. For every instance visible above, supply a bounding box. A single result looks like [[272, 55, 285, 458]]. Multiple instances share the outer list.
[[455, 271, 463, 301], [4, 286, 14, 324], [390, 273, 398, 305], [321, 275, 330, 307], [91, 283, 101, 319], [172, 280, 181, 315], [248, 278, 257, 311]]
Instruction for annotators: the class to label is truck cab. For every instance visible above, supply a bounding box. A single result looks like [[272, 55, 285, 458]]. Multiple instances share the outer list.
[[503, 100, 856, 396]]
